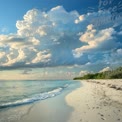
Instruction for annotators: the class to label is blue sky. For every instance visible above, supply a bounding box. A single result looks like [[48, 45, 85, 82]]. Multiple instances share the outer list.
[[0, 0, 97, 33], [0, 0, 122, 80]]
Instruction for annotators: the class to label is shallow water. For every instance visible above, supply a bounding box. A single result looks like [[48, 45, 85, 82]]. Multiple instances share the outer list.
[[0, 80, 76, 109], [0, 80, 80, 122]]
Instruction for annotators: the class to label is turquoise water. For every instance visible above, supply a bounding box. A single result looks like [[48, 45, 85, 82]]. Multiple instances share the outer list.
[[0, 80, 76, 109]]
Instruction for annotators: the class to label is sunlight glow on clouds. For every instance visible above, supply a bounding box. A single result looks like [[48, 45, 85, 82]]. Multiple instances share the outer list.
[[73, 25, 116, 58], [0, 6, 122, 71]]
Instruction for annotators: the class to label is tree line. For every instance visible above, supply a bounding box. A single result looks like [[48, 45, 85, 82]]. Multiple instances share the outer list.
[[73, 67, 122, 80]]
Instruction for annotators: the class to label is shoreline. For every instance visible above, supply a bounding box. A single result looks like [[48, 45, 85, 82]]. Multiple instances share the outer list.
[[0, 80, 80, 122], [66, 80, 122, 122], [17, 81, 80, 122], [1, 79, 122, 122]]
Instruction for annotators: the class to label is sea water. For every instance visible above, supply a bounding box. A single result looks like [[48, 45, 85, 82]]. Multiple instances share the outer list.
[[0, 80, 76, 109], [0, 80, 79, 122]]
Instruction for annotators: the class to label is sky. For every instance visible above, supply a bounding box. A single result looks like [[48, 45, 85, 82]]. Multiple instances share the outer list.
[[0, 0, 122, 80]]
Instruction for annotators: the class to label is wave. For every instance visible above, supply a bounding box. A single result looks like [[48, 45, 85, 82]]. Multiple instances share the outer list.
[[0, 85, 68, 109]]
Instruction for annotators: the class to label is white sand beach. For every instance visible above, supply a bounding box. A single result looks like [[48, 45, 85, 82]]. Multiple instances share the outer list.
[[16, 82, 78, 122], [1, 80, 122, 122], [66, 80, 122, 122]]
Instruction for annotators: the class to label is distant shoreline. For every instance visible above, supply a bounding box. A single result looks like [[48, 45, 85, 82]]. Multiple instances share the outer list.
[[18, 80, 80, 122], [74, 67, 122, 80]]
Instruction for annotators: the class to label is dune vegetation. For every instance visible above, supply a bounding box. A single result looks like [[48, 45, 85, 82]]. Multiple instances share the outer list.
[[74, 67, 122, 80]]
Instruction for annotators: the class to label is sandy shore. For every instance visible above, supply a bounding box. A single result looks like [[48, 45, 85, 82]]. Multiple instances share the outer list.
[[66, 80, 122, 122], [0, 81, 80, 122], [17, 82, 80, 122], [1, 80, 122, 122]]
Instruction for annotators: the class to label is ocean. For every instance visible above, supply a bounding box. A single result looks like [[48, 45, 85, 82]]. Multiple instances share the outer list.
[[0, 80, 80, 122], [0, 80, 77, 110]]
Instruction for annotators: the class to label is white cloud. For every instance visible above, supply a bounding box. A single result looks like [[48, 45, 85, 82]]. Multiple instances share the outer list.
[[99, 67, 111, 73], [75, 15, 85, 24], [0, 6, 121, 69], [79, 70, 89, 76], [73, 25, 116, 58], [32, 50, 51, 64], [0, 6, 81, 67]]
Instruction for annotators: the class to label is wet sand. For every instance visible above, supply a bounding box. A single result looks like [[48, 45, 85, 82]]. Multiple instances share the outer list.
[[18, 82, 81, 122]]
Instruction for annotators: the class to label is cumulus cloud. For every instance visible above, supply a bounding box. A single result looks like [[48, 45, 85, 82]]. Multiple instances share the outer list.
[[99, 67, 111, 73], [73, 24, 116, 58], [0, 6, 121, 70], [0, 6, 81, 68], [32, 50, 51, 64], [79, 70, 90, 76]]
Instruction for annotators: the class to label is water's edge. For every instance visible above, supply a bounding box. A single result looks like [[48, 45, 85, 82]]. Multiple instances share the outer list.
[[0, 81, 81, 122], [19, 80, 81, 122]]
